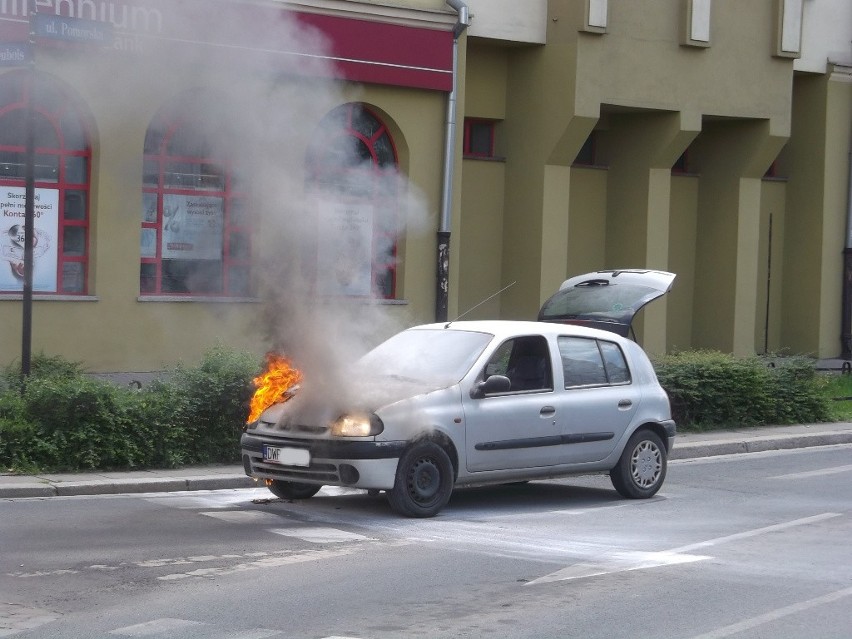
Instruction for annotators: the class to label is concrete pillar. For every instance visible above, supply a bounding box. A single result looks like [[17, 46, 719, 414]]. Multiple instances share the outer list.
[[691, 119, 787, 355], [604, 111, 700, 354]]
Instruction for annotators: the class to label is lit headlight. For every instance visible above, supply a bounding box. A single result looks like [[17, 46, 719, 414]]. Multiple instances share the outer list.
[[330, 413, 383, 437]]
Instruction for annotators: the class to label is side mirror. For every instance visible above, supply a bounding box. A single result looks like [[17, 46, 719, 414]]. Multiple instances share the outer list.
[[470, 374, 511, 399]]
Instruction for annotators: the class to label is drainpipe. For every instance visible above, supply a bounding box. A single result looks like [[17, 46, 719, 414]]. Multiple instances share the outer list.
[[842, 147, 852, 359], [436, 0, 470, 322]]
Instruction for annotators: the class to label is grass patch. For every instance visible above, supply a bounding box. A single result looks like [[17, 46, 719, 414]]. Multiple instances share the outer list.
[[816, 372, 852, 422]]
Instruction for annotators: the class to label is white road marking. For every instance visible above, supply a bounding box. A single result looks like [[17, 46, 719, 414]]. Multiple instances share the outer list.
[[768, 464, 852, 480], [200, 510, 284, 524], [525, 550, 709, 585], [0, 603, 58, 636], [688, 585, 852, 639], [110, 618, 203, 636], [157, 547, 362, 581], [669, 512, 841, 554], [268, 527, 373, 543], [527, 512, 843, 585]]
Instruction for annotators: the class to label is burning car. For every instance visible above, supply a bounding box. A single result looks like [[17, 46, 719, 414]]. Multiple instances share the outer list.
[[241, 314, 675, 517]]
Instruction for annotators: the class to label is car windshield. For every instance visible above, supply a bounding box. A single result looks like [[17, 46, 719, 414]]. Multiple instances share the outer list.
[[540, 283, 660, 319], [357, 329, 493, 383]]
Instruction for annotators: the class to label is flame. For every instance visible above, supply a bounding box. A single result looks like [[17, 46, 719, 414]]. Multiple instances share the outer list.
[[247, 352, 303, 423]]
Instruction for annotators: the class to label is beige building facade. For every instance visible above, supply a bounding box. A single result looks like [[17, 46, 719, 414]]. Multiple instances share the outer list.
[[0, 0, 850, 376]]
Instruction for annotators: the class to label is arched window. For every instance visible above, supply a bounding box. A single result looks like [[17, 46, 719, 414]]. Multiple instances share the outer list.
[[306, 103, 398, 299], [141, 91, 249, 297], [0, 71, 91, 294]]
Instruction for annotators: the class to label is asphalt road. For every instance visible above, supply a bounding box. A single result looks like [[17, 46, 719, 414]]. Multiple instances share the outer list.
[[2, 444, 851, 639]]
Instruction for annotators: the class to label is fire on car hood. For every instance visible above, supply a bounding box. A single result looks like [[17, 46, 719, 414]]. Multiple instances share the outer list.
[[538, 269, 676, 338]]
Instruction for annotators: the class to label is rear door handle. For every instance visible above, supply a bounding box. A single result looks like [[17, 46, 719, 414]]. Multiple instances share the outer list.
[[617, 399, 633, 410]]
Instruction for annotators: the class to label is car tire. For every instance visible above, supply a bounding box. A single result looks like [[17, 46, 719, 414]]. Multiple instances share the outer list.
[[610, 429, 667, 499], [266, 480, 322, 500], [387, 442, 454, 518]]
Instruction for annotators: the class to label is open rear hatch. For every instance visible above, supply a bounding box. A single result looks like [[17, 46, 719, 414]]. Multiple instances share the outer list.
[[538, 269, 676, 337]]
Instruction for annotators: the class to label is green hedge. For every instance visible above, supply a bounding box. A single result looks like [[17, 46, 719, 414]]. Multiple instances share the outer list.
[[0, 347, 259, 473], [653, 350, 830, 430], [0, 348, 835, 473]]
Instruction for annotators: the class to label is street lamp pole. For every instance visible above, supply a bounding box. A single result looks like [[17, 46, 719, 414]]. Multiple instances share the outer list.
[[21, 0, 36, 384]]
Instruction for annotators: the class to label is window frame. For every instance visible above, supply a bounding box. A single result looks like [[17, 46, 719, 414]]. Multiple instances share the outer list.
[[305, 103, 399, 300], [140, 105, 250, 298], [0, 72, 91, 295], [463, 118, 497, 159]]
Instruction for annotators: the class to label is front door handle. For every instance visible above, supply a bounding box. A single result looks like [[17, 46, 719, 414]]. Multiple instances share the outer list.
[[540, 406, 556, 417]]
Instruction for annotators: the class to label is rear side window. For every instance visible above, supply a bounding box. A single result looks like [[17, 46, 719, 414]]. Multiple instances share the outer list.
[[558, 336, 631, 388]]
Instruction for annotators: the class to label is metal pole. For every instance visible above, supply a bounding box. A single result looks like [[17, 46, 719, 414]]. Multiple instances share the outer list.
[[21, 0, 36, 384]]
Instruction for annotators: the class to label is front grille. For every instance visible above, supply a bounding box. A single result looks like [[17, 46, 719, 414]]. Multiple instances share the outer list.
[[250, 456, 340, 483]]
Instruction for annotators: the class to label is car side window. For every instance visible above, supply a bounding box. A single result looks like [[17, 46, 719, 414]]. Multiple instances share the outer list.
[[599, 340, 631, 384], [484, 336, 553, 393]]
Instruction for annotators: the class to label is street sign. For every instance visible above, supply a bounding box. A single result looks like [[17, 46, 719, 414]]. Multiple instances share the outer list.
[[33, 13, 114, 46], [0, 43, 30, 66]]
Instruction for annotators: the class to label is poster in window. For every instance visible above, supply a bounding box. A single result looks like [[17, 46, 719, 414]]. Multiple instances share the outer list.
[[0, 187, 59, 292], [317, 199, 373, 296], [161, 194, 223, 260]]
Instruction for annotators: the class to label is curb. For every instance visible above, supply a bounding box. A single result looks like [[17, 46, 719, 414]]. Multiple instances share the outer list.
[[669, 431, 852, 460], [2, 475, 256, 499]]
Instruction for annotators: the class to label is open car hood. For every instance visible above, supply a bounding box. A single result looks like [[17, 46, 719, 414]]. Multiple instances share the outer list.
[[538, 269, 676, 337]]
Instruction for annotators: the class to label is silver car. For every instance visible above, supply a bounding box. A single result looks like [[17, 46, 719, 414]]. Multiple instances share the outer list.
[[241, 315, 675, 517]]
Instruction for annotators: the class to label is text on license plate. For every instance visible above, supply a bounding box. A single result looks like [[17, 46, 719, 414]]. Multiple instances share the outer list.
[[263, 445, 311, 467]]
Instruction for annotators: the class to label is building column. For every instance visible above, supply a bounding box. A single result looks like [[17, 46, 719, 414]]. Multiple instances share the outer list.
[[604, 111, 699, 354], [692, 119, 787, 355]]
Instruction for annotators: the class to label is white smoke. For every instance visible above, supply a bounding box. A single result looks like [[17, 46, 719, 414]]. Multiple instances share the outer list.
[[41, 1, 434, 391]]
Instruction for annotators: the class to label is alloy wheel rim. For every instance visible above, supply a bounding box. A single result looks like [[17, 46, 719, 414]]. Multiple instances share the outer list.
[[630, 440, 662, 488]]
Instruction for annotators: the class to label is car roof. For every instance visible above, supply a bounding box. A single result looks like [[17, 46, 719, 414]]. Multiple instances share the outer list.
[[411, 320, 630, 342]]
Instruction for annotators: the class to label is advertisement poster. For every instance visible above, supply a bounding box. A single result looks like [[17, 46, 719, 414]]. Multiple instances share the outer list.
[[0, 187, 59, 292], [317, 199, 373, 296], [161, 194, 223, 260]]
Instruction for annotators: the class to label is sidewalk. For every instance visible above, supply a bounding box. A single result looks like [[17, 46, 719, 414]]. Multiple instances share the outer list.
[[2, 422, 852, 499]]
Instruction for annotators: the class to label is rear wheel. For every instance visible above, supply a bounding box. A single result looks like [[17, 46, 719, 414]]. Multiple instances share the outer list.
[[387, 442, 454, 518], [266, 480, 321, 500], [610, 430, 667, 498]]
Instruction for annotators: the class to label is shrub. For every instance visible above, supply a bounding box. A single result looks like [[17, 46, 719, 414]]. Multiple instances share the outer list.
[[0, 347, 260, 473], [166, 346, 260, 464], [653, 351, 829, 430]]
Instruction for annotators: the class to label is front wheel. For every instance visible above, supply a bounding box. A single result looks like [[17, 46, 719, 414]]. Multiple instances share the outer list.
[[610, 430, 667, 499], [266, 480, 322, 500], [387, 442, 454, 518]]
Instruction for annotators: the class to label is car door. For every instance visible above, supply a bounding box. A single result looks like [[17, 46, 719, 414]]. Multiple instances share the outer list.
[[553, 336, 640, 463], [462, 335, 563, 472]]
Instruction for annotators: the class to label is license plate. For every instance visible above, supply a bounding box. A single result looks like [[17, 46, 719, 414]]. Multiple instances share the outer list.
[[263, 445, 310, 467]]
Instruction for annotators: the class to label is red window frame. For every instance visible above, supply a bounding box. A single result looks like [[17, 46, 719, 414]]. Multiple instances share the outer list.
[[0, 71, 91, 295], [305, 103, 399, 299], [463, 118, 496, 158], [141, 105, 249, 298]]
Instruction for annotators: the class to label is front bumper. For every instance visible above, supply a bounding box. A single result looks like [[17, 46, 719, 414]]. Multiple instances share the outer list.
[[240, 432, 407, 490]]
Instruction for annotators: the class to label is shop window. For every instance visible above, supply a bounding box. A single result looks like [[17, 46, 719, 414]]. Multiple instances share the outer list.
[[463, 118, 496, 158], [0, 71, 91, 294], [141, 91, 249, 297], [306, 103, 399, 299]]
